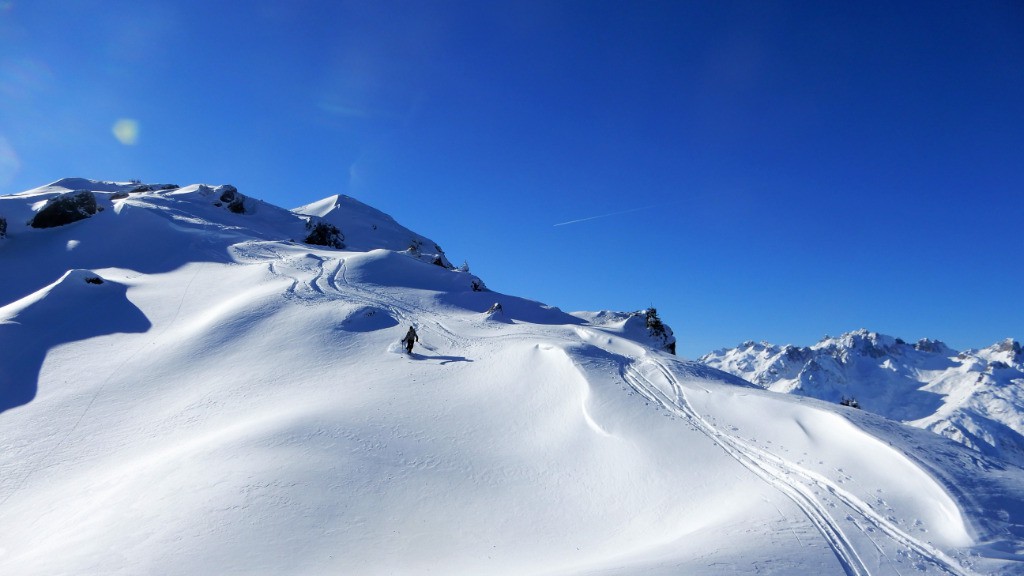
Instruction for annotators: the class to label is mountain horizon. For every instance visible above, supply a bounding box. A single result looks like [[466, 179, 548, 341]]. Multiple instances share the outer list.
[[701, 329, 1024, 469], [1, 179, 1022, 575]]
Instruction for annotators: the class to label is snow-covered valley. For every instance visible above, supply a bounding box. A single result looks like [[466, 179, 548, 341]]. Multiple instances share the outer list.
[[1, 180, 1022, 575]]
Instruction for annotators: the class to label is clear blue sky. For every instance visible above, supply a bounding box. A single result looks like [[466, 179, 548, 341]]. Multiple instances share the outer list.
[[1, 1, 1022, 357]]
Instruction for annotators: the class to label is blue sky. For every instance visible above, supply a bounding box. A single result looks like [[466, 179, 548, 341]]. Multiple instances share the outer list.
[[1, 1, 1022, 357]]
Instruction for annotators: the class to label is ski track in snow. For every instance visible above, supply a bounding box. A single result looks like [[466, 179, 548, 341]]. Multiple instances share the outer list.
[[261, 248, 980, 575], [331, 259, 465, 350], [257, 248, 979, 576], [265, 252, 466, 351], [3, 183, 1019, 575], [621, 356, 976, 576]]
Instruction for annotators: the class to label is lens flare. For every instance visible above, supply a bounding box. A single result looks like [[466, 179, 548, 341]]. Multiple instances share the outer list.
[[112, 118, 140, 145]]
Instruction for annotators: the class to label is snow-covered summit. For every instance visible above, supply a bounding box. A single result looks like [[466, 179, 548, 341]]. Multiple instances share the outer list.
[[701, 330, 1024, 466], [976, 337, 1024, 368], [2, 180, 1023, 575], [0, 179, 457, 306], [292, 193, 451, 266]]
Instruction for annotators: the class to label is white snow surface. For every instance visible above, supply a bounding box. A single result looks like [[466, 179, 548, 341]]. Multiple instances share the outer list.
[[701, 331, 1024, 468], [1, 180, 1023, 575]]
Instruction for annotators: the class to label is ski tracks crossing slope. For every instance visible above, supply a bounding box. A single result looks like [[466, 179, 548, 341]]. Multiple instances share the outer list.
[[260, 249, 466, 352], [253, 243, 977, 575], [622, 355, 976, 576]]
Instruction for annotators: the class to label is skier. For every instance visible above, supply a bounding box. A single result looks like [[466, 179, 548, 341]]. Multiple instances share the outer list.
[[401, 326, 419, 354]]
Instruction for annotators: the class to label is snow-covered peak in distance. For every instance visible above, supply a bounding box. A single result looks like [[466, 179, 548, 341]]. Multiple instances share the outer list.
[[2, 180, 1024, 575], [701, 329, 1024, 466], [976, 337, 1024, 368]]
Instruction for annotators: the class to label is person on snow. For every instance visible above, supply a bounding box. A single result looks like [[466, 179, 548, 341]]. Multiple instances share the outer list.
[[401, 326, 419, 354]]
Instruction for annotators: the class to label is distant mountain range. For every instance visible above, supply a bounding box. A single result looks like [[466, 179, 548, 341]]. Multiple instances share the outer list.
[[701, 329, 1024, 466]]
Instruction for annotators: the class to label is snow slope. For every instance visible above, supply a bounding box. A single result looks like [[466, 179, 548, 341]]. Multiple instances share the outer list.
[[701, 331, 1024, 467], [1, 180, 1023, 575]]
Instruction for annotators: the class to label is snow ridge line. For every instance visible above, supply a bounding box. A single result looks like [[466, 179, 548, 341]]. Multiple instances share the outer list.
[[623, 357, 977, 576]]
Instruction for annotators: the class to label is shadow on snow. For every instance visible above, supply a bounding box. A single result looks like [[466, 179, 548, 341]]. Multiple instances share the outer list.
[[408, 352, 472, 365], [0, 277, 151, 415]]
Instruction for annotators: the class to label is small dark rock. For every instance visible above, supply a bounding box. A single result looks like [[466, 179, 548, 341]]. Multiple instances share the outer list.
[[29, 190, 98, 229], [218, 185, 238, 202], [304, 221, 344, 249], [840, 396, 861, 409], [218, 185, 246, 213]]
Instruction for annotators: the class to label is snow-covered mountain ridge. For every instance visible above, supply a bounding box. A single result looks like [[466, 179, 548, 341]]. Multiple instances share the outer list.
[[700, 330, 1024, 466], [1, 179, 1022, 575]]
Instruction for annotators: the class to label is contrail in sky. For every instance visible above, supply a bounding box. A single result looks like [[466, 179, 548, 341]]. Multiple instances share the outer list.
[[553, 203, 664, 227]]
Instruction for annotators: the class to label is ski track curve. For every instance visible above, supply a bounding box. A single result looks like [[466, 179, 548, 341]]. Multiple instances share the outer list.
[[332, 258, 465, 350], [268, 254, 468, 352], [256, 249, 467, 355], [257, 247, 510, 353], [622, 356, 977, 576]]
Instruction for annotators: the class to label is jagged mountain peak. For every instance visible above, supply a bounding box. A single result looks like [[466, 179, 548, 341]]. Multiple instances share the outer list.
[[813, 329, 902, 356], [976, 337, 1024, 369], [914, 337, 954, 355], [702, 329, 1024, 467]]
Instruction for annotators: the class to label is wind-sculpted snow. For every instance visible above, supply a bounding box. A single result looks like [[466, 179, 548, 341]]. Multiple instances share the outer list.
[[336, 305, 400, 333], [0, 269, 151, 413], [1, 180, 1022, 575], [572, 309, 677, 354]]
